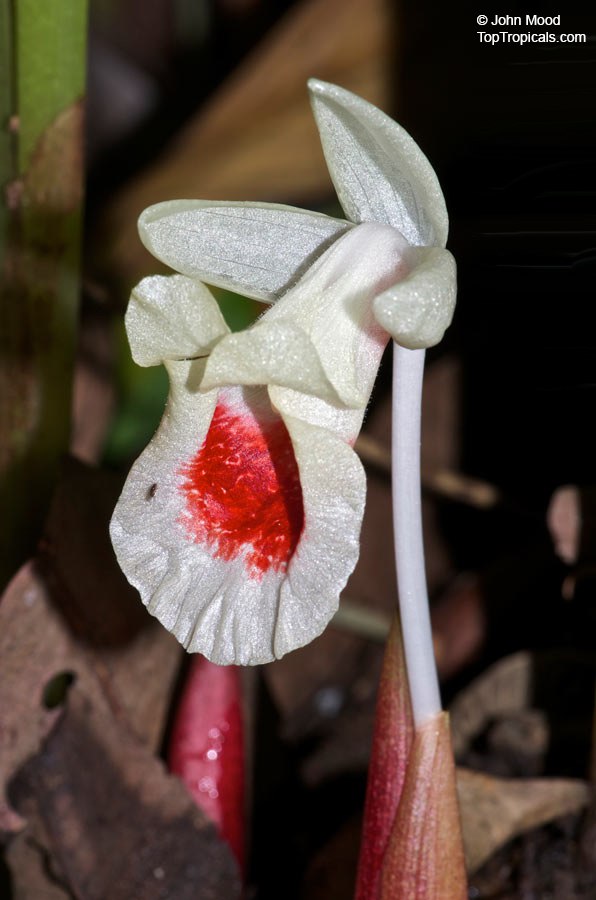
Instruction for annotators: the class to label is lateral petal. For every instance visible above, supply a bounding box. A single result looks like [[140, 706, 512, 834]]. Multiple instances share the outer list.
[[308, 79, 448, 248], [373, 247, 456, 349], [127, 274, 230, 367], [201, 320, 343, 405], [139, 200, 352, 302]]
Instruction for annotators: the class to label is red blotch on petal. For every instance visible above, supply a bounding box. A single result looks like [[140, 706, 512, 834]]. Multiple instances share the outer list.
[[179, 398, 304, 578]]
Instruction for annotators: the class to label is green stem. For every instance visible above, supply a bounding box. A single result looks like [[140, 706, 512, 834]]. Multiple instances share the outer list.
[[0, 1, 15, 244], [16, 0, 88, 170], [0, 0, 88, 587]]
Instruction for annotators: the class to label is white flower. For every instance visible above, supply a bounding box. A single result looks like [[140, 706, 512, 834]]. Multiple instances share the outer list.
[[110, 80, 456, 665]]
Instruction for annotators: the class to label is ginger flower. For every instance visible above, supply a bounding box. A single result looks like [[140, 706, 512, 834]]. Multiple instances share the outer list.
[[110, 80, 456, 665]]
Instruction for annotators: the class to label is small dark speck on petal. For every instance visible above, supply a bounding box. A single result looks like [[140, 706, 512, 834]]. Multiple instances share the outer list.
[[147, 483, 158, 500]]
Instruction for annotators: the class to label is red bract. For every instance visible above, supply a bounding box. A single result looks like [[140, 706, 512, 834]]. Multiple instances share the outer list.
[[355, 617, 414, 899], [380, 711, 466, 899], [168, 656, 245, 871], [355, 619, 467, 899]]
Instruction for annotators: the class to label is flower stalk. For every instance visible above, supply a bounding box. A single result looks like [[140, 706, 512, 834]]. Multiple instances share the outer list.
[[391, 344, 441, 727], [355, 343, 467, 898]]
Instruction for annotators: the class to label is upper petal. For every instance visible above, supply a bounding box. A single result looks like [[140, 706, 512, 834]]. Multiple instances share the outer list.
[[373, 247, 456, 349], [138, 200, 352, 302], [126, 274, 230, 367], [308, 79, 448, 248]]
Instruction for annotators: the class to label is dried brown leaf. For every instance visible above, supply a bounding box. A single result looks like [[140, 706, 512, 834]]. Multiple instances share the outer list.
[[449, 652, 533, 758], [0, 461, 181, 836], [4, 833, 72, 900], [102, 0, 395, 288], [41, 458, 182, 747], [0, 562, 77, 837], [9, 685, 241, 899], [458, 767, 590, 874]]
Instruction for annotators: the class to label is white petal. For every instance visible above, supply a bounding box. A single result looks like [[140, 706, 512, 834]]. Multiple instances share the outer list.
[[197, 223, 413, 442], [110, 384, 365, 665], [308, 79, 448, 248], [110, 357, 218, 636], [373, 247, 456, 349], [126, 274, 230, 367], [273, 413, 366, 658], [180, 224, 412, 434], [201, 320, 343, 405], [265, 222, 412, 409], [138, 200, 352, 302], [269, 385, 362, 448]]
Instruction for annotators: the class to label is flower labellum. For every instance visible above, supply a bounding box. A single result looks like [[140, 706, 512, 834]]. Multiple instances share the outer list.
[[110, 80, 456, 665]]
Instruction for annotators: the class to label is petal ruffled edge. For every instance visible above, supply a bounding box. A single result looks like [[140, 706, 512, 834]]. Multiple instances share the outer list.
[[373, 247, 456, 349], [308, 79, 449, 248], [126, 274, 230, 367], [271, 411, 366, 659], [110, 377, 366, 665], [138, 199, 352, 302]]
